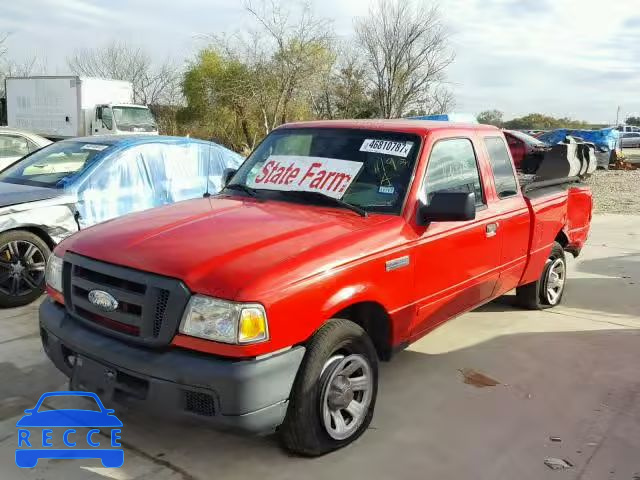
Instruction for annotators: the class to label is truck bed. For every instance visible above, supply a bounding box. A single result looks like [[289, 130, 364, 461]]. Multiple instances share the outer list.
[[517, 182, 592, 288]]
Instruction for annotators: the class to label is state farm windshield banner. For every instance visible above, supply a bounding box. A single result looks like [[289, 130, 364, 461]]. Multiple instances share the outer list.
[[248, 155, 363, 199]]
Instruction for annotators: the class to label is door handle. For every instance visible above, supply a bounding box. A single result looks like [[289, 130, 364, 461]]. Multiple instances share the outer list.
[[486, 222, 499, 238]]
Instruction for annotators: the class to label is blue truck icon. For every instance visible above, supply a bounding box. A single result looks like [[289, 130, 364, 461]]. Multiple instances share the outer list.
[[15, 391, 123, 468]]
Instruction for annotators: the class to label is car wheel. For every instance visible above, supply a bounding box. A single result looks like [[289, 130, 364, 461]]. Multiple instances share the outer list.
[[279, 318, 378, 456], [0, 230, 51, 308], [515, 241, 566, 310]]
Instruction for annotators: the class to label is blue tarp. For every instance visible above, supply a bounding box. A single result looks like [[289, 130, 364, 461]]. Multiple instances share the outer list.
[[76, 138, 243, 227], [410, 113, 479, 123], [538, 128, 620, 151]]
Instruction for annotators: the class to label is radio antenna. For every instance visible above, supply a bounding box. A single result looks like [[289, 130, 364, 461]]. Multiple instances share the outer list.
[[203, 137, 212, 198]]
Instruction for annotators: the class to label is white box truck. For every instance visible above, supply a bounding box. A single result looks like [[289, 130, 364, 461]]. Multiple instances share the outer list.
[[5, 76, 158, 139]]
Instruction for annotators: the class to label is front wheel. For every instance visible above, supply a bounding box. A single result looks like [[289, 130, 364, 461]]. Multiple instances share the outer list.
[[279, 319, 378, 456], [515, 241, 566, 310], [0, 230, 51, 308]]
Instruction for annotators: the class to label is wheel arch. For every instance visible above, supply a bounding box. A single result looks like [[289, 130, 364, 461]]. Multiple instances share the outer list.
[[555, 229, 569, 249], [555, 228, 582, 257], [1, 226, 56, 252], [328, 301, 393, 361]]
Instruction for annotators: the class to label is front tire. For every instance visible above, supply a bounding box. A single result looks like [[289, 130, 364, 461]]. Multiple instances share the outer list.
[[515, 241, 566, 310], [280, 319, 378, 456], [0, 230, 51, 308]]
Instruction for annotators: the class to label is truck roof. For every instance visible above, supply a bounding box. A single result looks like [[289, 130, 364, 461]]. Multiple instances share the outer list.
[[111, 104, 149, 108], [279, 119, 500, 135]]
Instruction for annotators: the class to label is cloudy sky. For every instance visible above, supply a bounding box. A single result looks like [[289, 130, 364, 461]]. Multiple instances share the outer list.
[[2, 0, 638, 123]]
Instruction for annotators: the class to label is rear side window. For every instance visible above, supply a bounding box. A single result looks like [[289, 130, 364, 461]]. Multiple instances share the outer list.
[[484, 137, 518, 199], [422, 138, 484, 207], [0, 134, 29, 158]]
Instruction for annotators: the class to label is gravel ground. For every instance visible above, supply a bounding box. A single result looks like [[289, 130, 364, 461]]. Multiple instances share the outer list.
[[586, 169, 640, 214]]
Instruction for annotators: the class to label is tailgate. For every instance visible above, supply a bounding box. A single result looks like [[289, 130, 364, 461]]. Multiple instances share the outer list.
[[566, 184, 593, 250]]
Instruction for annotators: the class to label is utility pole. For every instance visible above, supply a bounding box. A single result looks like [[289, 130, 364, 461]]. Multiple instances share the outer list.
[[616, 105, 621, 126]]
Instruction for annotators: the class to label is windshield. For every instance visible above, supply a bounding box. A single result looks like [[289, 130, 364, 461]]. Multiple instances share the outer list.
[[113, 106, 156, 128], [229, 128, 421, 214], [0, 141, 110, 188], [507, 130, 547, 147]]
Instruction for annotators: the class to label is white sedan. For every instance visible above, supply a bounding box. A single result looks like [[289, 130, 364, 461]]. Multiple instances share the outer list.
[[0, 128, 52, 171], [621, 132, 640, 148]]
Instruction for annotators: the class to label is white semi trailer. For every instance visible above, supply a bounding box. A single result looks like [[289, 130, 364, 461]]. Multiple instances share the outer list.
[[5, 76, 158, 139]]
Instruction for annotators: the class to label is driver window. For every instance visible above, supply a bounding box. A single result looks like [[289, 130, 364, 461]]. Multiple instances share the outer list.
[[422, 138, 484, 207], [102, 108, 113, 130]]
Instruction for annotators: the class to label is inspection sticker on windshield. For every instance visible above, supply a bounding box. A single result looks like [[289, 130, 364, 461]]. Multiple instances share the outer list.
[[360, 139, 413, 157], [247, 155, 363, 199], [81, 144, 108, 151]]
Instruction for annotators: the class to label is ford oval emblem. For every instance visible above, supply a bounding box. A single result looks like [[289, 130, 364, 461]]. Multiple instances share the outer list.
[[88, 290, 119, 312]]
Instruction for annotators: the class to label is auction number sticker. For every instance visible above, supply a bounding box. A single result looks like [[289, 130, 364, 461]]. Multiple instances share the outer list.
[[81, 144, 109, 151], [360, 139, 414, 157]]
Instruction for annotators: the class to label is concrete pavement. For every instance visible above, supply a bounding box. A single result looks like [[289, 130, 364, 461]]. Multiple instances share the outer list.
[[0, 214, 639, 479]]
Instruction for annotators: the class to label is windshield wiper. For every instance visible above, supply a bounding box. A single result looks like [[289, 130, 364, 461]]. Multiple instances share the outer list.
[[223, 183, 258, 197], [278, 190, 367, 217]]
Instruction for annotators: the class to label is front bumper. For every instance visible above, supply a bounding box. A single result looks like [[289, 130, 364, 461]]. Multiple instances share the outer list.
[[39, 299, 305, 434]]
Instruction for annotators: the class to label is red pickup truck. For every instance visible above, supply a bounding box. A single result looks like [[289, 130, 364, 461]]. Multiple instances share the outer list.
[[40, 120, 592, 456]]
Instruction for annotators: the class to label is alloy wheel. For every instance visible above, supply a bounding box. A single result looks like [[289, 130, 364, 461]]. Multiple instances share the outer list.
[[0, 241, 47, 297], [545, 257, 565, 305], [320, 354, 373, 441]]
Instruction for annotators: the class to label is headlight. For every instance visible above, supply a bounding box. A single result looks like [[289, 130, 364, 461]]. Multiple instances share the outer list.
[[45, 254, 63, 293], [179, 295, 268, 344]]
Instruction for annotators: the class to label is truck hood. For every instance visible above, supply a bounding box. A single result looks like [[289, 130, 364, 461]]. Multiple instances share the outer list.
[[0, 182, 63, 207], [62, 196, 394, 299]]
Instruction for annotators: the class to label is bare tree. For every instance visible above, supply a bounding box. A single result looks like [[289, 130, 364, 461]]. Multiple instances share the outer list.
[[311, 44, 377, 119], [0, 33, 47, 97], [420, 84, 455, 115], [244, 0, 334, 131], [67, 41, 182, 105], [0, 32, 7, 60], [355, 0, 454, 118]]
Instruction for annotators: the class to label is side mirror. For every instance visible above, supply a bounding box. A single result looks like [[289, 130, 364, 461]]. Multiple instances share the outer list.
[[223, 168, 237, 186], [417, 191, 476, 226]]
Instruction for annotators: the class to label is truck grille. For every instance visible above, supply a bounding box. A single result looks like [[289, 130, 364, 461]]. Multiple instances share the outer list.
[[63, 252, 190, 347]]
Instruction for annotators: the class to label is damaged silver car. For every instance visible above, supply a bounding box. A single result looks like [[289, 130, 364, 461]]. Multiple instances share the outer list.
[[0, 135, 243, 307]]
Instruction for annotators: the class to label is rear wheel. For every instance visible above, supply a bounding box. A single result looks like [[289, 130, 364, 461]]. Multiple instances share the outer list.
[[280, 319, 378, 456], [0, 230, 51, 308], [516, 242, 566, 310]]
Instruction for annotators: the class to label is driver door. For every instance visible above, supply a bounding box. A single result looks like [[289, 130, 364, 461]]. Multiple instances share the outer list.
[[410, 137, 501, 338], [94, 106, 113, 135]]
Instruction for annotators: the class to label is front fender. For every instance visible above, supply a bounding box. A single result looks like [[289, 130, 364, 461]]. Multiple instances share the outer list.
[[0, 198, 78, 244], [322, 282, 392, 319]]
